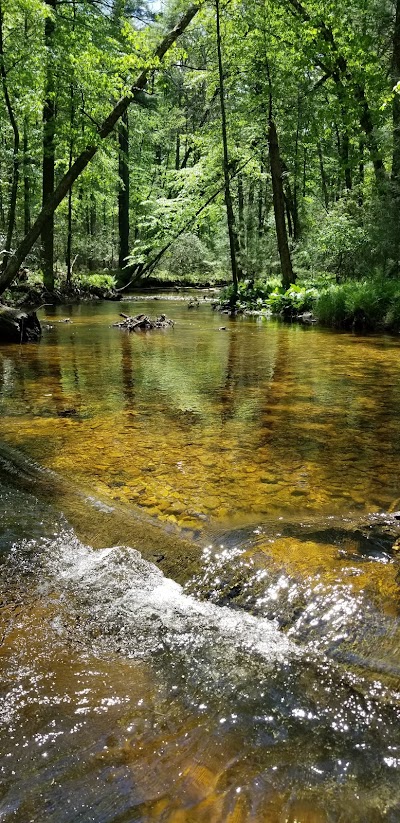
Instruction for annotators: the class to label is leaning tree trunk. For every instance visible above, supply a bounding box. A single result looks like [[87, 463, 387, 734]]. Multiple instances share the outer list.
[[268, 119, 295, 290]]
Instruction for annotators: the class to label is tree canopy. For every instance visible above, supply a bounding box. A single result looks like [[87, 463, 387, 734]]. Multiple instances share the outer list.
[[1, 0, 400, 293]]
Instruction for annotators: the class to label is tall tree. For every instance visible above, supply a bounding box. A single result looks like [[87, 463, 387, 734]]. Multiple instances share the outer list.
[[0, 0, 20, 273], [215, 0, 242, 299], [118, 111, 130, 269], [42, 0, 56, 290]]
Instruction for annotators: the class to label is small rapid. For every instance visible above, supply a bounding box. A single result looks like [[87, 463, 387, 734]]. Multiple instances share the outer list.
[[1, 484, 400, 821]]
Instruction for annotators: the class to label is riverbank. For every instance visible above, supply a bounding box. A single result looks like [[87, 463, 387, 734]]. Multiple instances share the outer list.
[[3, 268, 229, 310], [4, 268, 400, 335], [3, 271, 119, 308], [216, 276, 400, 333]]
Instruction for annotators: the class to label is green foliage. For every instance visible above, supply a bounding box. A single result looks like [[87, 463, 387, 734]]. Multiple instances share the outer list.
[[267, 284, 318, 316], [146, 268, 228, 286], [302, 197, 370, 278], [164, 233, 212, 277], [2, 0, 400, 306], [220, 277, 280, 308], [315, 279, 400, 331], [72, 273, 117, 294]]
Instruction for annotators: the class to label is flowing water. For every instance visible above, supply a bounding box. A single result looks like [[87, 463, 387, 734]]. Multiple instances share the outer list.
[[0, 296, 400, 822]]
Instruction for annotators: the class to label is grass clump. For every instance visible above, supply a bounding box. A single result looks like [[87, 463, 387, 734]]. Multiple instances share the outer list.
[[315, 279, 400, 332]]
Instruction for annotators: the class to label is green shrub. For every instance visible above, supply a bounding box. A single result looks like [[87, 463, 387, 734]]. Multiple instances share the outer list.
[[300, 194, 372, 279], [267, 284, 318, 316], [315, 287, 348, 327], [148, 268, 228, 286], [219, 277, 281, 308], [73, 273, 116, 293], [165, 233, 212, 278], [314, 279, 400, 331]]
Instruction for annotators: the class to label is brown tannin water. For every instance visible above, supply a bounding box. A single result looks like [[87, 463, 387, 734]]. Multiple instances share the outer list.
[[0, 297, 399, 822]]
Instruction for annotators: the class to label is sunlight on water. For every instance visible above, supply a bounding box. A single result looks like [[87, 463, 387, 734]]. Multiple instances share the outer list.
[[1, 298, 400, 821]]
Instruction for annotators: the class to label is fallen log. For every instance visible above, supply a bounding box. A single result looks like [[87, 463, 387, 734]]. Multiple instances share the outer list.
[[113, 313, 174, 332], [0, 304, 41, 343]]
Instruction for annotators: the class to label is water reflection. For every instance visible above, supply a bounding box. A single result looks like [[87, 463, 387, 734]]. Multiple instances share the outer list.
[[0, 301, 400, 524], [1, 299, 400, 820]]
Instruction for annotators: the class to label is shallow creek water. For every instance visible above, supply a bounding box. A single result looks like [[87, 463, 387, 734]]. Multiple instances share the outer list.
[[0, 297, 400, 822]]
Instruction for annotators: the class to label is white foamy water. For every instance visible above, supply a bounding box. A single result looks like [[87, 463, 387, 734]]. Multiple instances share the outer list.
[[34, 530, 293, 670]]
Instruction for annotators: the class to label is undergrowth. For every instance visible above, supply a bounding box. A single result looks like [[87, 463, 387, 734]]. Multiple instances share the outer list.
[[315, 279, 400, 331], [217, 276, 400, 332]]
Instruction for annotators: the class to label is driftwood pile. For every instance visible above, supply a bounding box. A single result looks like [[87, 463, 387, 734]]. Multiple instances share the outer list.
[[113, 312, 174, 332]]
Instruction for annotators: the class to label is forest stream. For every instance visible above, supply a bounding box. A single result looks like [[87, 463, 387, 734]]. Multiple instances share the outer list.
[[0, 295, 400, 822]]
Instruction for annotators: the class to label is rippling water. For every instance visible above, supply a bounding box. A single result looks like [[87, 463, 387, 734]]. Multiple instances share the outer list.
[[0, 297, 400, 821]]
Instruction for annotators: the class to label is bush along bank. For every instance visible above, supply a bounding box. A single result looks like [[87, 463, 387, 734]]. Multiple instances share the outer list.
[[215, 278, 400, 333], [4, 271, 119, 308]]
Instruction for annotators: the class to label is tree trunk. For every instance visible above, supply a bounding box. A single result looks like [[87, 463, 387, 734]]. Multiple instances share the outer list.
[[23, 16, 31, 238], [0, 1, 20, 274], [285, 193, 293, 238], [66, 103, 74, 285], [42, 0, 56, 291], [268, 119, 295, 290], [341, 130, 352, 190], [0, 3, 199, 295], [293, 93, 301, 240], [215, 0, 242, 300], [317, 142, 329, 209], [257, 166, 265, 238], [175, 132, 180, 170], [23, 120, 31, 236], [393, 0, 400, 184], [237, 174, 245, 253], [0, 305, 41, 343], [118, 110, 130, 269], [246, 179, 255, 255], [282, 161, 300, 241], [66, 1, 76, 286]]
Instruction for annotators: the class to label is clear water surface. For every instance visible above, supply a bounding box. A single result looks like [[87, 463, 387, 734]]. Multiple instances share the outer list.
[[0, 296, 399, 822]]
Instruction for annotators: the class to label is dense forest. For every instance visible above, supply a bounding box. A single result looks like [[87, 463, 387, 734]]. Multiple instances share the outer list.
[[1, 0, 400, 320]]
